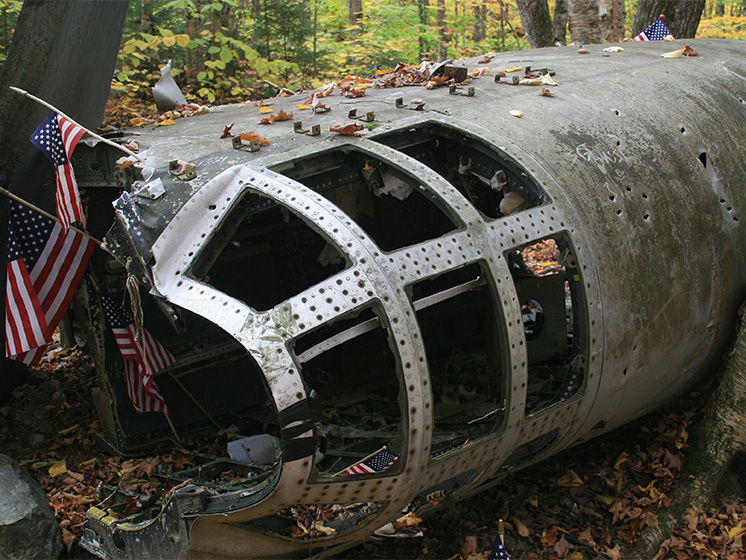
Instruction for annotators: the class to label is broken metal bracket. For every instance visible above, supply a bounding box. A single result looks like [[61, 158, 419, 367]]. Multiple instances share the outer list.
[[231, 137, 263, 152], [395, 97, 425, 110], [293, 121, 321, 136], [449, 85, 475, 97], [348, 108, 376, 122]]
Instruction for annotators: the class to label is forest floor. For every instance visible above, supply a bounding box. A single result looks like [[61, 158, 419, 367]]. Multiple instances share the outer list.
[[1, 342, 746, 560]]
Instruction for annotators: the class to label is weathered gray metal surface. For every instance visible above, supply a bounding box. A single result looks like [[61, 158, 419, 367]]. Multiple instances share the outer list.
[[78, 39, 746, 558]]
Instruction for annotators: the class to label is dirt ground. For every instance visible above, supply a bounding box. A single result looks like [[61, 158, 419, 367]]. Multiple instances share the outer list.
[[1, 343, 746, 560]]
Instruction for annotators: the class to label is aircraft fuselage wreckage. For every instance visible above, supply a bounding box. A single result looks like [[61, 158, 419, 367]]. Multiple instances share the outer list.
[[75, 39, 746, 559]]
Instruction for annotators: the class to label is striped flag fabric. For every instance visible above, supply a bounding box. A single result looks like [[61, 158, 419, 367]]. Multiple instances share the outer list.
[[101, 296, 173, 413], [29, 113, 87, 231], [341, 447, 398, 475], [5, 199, 94, 364], [635, 15, 674, 41]]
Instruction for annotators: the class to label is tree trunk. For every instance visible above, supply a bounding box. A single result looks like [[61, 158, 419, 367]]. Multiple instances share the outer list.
[[348, 0, 363, 36], [716, 0, 725, 16], [632, 0, 705, 38], [0, 0, 127, 400], [599, 0, 625, 41], [568, 0, 602, 44], [141, 0, 155, 35], [185, 3, 203, 83], [419, 0, 429, 60], [631, 307, 746, 558], [473, 1, 486, 42], [553, 0, 569, 44], [436, 0, 447, 61], [515, 0, 555, 48]]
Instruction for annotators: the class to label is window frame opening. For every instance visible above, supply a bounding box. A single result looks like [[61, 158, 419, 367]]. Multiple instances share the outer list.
[[406, 261, 508, 461], [373, 121, 546, 219], [507, 236, 588, 416], [271, 145, 461, 252], [293, 305, 405, 480]]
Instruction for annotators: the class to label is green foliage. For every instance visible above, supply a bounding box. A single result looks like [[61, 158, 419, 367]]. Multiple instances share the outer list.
[[0, 0, 23, 67]]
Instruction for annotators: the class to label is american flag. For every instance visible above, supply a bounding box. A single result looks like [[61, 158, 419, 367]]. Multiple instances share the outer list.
[[635, 15, 674, 41], [5, 200, 94, 364], [101, 296, 173, 414], [489, 534, 510, 560], [29, 113, 87, 231], [341, 447, 398, 475]]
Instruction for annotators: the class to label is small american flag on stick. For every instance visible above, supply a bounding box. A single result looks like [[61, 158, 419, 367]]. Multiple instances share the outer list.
[[29, 113, 87, 231], [5, 199, 94, 364], [101, 295, 173, 414], [337, 447, 398, 476]]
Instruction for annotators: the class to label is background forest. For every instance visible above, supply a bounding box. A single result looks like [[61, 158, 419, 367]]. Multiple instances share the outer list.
[[1, 0, 746, 111]]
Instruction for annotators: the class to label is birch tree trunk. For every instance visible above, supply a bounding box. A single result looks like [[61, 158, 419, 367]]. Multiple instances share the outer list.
[[568, 0, 602, 44]]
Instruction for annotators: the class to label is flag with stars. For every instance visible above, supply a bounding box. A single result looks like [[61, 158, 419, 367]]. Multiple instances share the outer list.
[[635, 15, 674, 41], [489, 534, 510, 560], [101, 296, 173, 413], [341, 447, 398, 475], [5, 199, 94, 364], [29, 113, 87, 231]]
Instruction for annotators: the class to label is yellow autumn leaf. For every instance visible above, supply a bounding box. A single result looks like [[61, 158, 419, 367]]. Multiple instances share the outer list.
[[297, 104, 310, 110], [504, 66, 522, 72], [129, 117, 150, 127], [509, 110, 523, 118], [728, 525, 746, 543], [49, 458, 67, 477], [162, 35, 176, 47], [557, 469, 584, 487], [156, 119, 175, 126], [662, 48, 685, 58], [176, 34, 190, 47], [259, 107, 275, 113], [512, 516, 530, 537]]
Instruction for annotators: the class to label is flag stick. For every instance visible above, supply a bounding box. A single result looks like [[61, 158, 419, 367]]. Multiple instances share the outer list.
[[164, 412, 181, 442], [9, 86, 145, 164], [0, 186, 105, 248], [167, 372, 222, 430]]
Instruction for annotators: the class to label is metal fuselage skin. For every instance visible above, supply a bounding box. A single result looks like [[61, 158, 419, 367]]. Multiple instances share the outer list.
[[79, 40, 746, 559]]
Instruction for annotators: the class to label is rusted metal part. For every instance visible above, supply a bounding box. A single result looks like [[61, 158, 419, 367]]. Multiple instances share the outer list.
[[75, 39, 746, 559]]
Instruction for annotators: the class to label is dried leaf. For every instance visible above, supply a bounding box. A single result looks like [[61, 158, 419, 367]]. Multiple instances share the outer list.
[[330, 123, 364, 135], [557, 470, 584, 487], [504, 66, 522, 73], [661, 48, 685, 58], [729, 525, 746, 543], [540, 74, 559, 86], [683, 45, 698, 56], [129, 117, 150, 127], [297, 104, 311, 110], [259, 107, 275, 113], [603, 46, 624, 52], [258, 117, 274, 125], [538, 88, 555, 97], [512, 516, 530, 537], [509, 110, 523, 118], [554, 534, 574, 557], [272, 109, 294, 122], [577, 48, 590, 54], [221, 123, 235, 139], [603, 544, 623, 560], [240, 131, 271, 145], [395, 511, 422, 529], [462, 536, 478, 557], [519, 78, 542, 86], [314, 522, 335, 536], [49, 459, 67, 477], [155, 119, 175, 126], [343, 88, 366, 98]]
